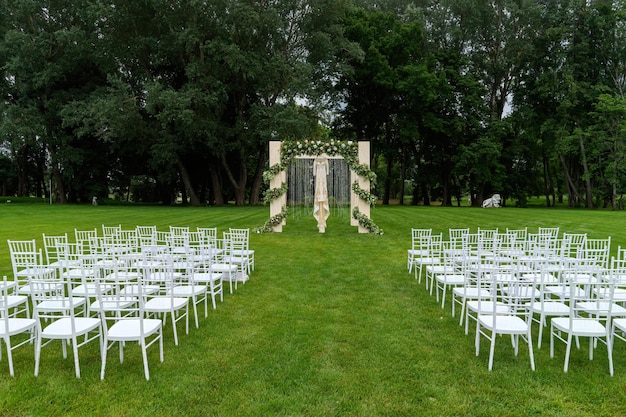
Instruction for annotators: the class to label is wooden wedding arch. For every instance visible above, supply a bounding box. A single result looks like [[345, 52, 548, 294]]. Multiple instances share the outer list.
[[268, 141, 372, 233]]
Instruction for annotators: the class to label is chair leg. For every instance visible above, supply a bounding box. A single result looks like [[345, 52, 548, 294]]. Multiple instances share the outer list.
[[72, 337, 81, 378], [608, 333, 614, 376], [488, 331, 497, 371], [101, 342, 108, 380], [192, 301, 199, 329], [34, 336, 41, 376], [171, 312, 179, 346], [537, 314, 545, 348], [141, 339, 150, 380], [4, 337, 15, 377], [527, 330, 536, 371], [475, 322, 481, 356], [564, 334, 573, 372]]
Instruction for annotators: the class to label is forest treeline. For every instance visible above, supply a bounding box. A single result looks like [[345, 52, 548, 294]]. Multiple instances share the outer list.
[[1, 0, 626, 208]]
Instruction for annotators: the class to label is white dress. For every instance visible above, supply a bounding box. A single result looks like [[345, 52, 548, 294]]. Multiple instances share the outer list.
[[313, 158, 329, 232]]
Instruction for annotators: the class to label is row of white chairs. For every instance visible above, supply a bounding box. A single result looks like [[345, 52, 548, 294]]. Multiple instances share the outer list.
[[1, 225, 254, 379], [408, 227, 626, 374]]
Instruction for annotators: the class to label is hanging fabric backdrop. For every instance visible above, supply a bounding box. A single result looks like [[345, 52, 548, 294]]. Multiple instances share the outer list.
[[287, 157, 351, 220]]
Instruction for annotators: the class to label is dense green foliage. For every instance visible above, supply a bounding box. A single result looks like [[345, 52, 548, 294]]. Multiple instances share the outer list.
[[2, 1, 626, 209], [1, 203, 626, 415]]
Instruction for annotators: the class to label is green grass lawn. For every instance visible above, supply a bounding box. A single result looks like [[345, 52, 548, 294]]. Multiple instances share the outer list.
[[1, 202, 626, 416]]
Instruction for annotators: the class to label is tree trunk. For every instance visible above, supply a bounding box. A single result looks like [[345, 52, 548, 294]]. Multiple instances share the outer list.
[[383, 156, 392, 205], [49, 147, 66, 204], [220, 150, 247, 206], [559, 153, 580, 207], [578, 133, 593, 208], [421, 183, 430, 206], [209, 163, 225, 206], [542, 152, 551, 207], [248, 143, 267, 205], [176, 156, 200, 206], [399, 151, 406, 205]]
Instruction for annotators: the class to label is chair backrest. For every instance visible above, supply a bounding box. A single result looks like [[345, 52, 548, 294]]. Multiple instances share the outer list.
[[74, 229, 98, 254], [493, 231, 518, 260], [114, 229, 138, 251], [184, 231, 201, 254], [410, 229, 432, 250], [506, 227, 528, 241], [7, 240, 42, 277], [56, 241, 81, 268], [461, 233, 481, 253], [578, 237, 611, 269], [169, 230, 190, 253], [136, 226, 157, 247], [145, 255, 177, 296], [42, 234, 69, 265], [229, 228, 250, 249], [618, 246, 626, 262], [447, 228, 469, 250], [561, 233, 587, 258], [156, 231, 170, 246], [29, 268, 77, 318], [197, 227, 218, 246], [477, 228, 498, 252], [102, 224, 122, 238], [7, 239, 37, 257], [538, 227, 560, 239], [169, 226, 189, 236]]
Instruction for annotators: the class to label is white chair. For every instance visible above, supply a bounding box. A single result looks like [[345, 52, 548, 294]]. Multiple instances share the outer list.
[[94, 264, 163, 380], [8, 239, 56, 296], [475, 263, 535, 371], [226, 231, 251, 283], [407, 228, 432, 273], [451, 234, 487, 322], [526, 263, 570, 348], [69, 255, 119, 317], [168, 251, 207, 328], [229, 228, 255, 273], [30, 269, 102, 378], [430, 242, 465, 309], [0, 276, 37, 376], [550, 264, 617, 375], [464, 259, 510, 335], [191, 244, 224, 310], [414, 233, 443, 288], [144, 259, 189, 346], [209, 237, 240, 295]]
